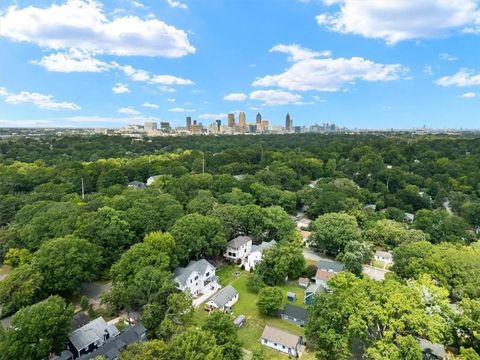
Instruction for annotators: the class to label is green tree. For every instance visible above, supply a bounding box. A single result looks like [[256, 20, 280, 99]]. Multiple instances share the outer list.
[[0, 265, 43, 316], [337, 240, 373, 276], [256, 287, 282, 315], [247, 273, 266, 293], [157, 292, 194, 340], [0, 296, 73, 360], [364, 219, 428, 248], [455, 298, 480, 353], [164, 327, 223, 360], [310, 212, 362, 255], [120, 340, 167, 360], [3, 247, 33, 267], [97, 168, 127, 189], [33, 235, 102, 294], [218, 188, 254, 205], [414, 209, 471, 243], [203, 312, 242, 360], [187, 190, 217, 215], [170, 213, 227, 264]]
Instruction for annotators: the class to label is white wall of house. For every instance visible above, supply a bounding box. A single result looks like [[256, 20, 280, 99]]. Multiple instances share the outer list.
[[206, 293, 239, 311], [261, 338, 299, 357], [176, 264, 216, 295], [225, 240, 252, 260], [245, 249, 262, 271]]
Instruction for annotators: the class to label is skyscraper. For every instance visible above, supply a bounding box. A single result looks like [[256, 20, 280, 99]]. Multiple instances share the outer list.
[[186, 116, 192, 130], [144, 121, 157, 131], [256, 113, 262, 124], [216, 119, 221, 132], [228, 113, 235, 128], [262, 120, 269, 131], [285, 113, 292, 131], [238, 112, 246, 128]]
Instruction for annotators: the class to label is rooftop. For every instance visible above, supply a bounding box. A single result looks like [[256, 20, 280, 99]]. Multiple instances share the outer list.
[[317, 259, 344, 273], [261, 325, 301, 348], [227, 235, 253, 248], [209, 285, 238, 308], [282, 304, 309, 322], [375, 250, 393, 260], [251, 240, 276, 253], [418, 338, 445, 359], [315, 269, 336, 281], [174, 259, 213, 287], [69, 317, 120, 351]]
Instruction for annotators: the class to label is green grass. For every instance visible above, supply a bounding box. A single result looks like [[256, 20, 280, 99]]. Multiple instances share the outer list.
[[196, 265, 316, 359], [372, 260, 386, 269]]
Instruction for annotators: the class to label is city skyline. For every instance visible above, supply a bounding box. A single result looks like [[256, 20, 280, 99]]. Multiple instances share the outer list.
[[1, 1, 480, 129]]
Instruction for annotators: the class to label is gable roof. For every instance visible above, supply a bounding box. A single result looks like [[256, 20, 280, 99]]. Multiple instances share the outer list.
[[375, 250, 393, 260], [251, 240, 276, 253], [261, 325, 301, 348], [69, 317, 120, 351], [306, 282, 324, 294], [418, 338, 445, 359], [227, 235, 253, 248], [282, 304, 309, 321], [77, 323, 147, 360], [209, 285, 238, 308], [174, 259, 213, 287], [317, 259, 344, 273], [315, 269, 336, 281]]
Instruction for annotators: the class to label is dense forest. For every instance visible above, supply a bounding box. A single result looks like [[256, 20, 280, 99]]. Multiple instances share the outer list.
[[0, 133, 479, 360]]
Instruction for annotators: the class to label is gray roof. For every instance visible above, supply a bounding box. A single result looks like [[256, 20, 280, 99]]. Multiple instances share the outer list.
[[227, 235, 253, 248], [174, 259, 213, 287], [251, 240, 276, 253], [78, 323, 147, 360], [128, 181, 146, 188], [69, 317, 120, 351], [306, 282, 324, 294], [375, 250, 393, 260], [282, 304, 309, 321], [233, 315, 245, 326], [51, 350, 74, 360], [418, 338, 445, 359], [261, 325, 301, 348], [71, 312, 90, 331], [317, 259, 344, 273], [209, 285, 238, 308]]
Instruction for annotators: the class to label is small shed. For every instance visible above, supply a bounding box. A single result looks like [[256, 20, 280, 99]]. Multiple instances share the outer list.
[[286, 292, 296, 302], [298, 277, 309, 288], [233, 315, 246, 328]]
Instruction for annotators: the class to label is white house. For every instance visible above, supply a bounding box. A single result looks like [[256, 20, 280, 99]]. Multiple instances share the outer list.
[[260, 325, 302, 357], [224, 235, 253, 262], [205, 285, 239, 312], [374, 250, 393, 265], [244, 240, 276, 271], [174, 259, 217, 296], [296, 217, 311, 230]]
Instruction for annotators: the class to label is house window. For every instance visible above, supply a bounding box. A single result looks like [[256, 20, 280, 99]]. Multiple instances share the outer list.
[[205, 272, 209, 277], [194, 275, 198, 280], [274, 343, 277, 346], [282, 345, 285, 349]]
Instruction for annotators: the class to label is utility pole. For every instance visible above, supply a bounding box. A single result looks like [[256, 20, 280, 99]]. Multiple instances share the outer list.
[[81, 177, 85, 200]]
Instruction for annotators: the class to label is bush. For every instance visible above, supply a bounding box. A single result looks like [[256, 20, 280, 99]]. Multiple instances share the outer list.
[[247, 273, 266, 293], [80, 296, 90, 311], [302, 264, 317, 278]]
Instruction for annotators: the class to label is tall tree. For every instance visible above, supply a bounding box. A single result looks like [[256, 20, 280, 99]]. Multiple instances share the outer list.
[[256, 287, 283, 315]]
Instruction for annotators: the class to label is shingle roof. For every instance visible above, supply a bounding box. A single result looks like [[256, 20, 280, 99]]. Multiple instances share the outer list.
[[251, 240, 276, 253], [418, 338, 446, 359], [315, 269, 336, 281], [261, 325, 301, 348], [174, 259, 213, 287], [306, 282, 324, 294], [78, 323, 147, 360], [375, 250, 393, 260], [69, 317, 120, 351], [209, 285, 238, 308], [227, 235, 253, 248], [282, 304, 309, 321], [317, 259, 344, 273]]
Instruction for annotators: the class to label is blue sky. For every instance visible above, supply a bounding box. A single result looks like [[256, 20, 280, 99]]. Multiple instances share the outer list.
[[1, 0, 480, 129]]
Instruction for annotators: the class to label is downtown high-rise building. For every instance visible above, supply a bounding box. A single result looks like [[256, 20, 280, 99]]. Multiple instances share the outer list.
[[186, 116, 192, 130], [216, 119, 221, 131], [238, 112, 246, 128], [228, 113, 235, 128], [285, 113, 292, 131], [256, 113, 262, 125], [144, 121, 157, 131]]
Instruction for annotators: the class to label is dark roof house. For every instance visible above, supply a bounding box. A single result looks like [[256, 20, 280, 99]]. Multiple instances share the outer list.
[[281, 304, 309, 326], [418, 338, 446, 360], [317, 259, 344, 273], [206, 285, 239, 310]]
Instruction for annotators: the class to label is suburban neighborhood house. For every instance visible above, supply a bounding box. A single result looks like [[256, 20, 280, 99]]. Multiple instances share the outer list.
[[314, 268, 336, 289], [374, 250, 393, 265], [304, 282, 324, 305], [205, 285, 239, 312], [244, 240, 276, 271], [174, 259, 217, 296], [418, 338, 446, 360], [224, 235, 253, 262], [281, 304, 309, 327], [317, 259, 344, 273], [67, 317, 120, 358], [260, 325, 302, 357]]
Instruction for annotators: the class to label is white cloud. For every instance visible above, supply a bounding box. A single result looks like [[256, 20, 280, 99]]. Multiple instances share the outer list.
[[158, 86, 176, 93], [270, 44, 331, 61], [4, 90, 80, 110], [439, 52, 458, 61], [253, 45, 407, 92], [249, 90, 302, 106], [143, 102, 159, 108], [198, 113, 227, 120], [436, 69, 480, 87], [168, 107, 194, 112], [118, 107, 141, 116], [0, 0, 195, 57], [460, 92, 477, 98], [112, 83, 131, 94], [150, 75, 194, 85], [167, 98, 176, 102], [316, 0, 480, 45], [0, 87, 7, 96], [119, 65, 151, 82], [32, 49, 110, 72], [424, 65, 434, 76], [224, 93, 248, 101], [167, 0, 188, 9]]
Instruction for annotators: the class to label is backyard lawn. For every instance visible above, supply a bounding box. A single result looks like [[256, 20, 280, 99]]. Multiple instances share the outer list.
[[195, 265, 316, 359]]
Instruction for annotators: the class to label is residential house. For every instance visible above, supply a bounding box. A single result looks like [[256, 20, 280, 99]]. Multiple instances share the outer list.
[[67, 317, 120, 358], [404, 212, 415, 223], [77, 323, 147, 360], [127, 181, 146, 189], [364, 204, 377, 211], [244, 240, 276, 271], [317, 259, 344, 273], [314, 268, 336, 289], [281, 304, 309, 327], [374, 250, 393, 265], [174, 259, 217, 296], [224, 235, 253, 262], [304, 283, 324, 305], [205, 285, 239, 312], [296, 217, 311, 230], [146, 175, 161, 186], [418, 338, 446, 360], [260, 325, 302, 357]]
